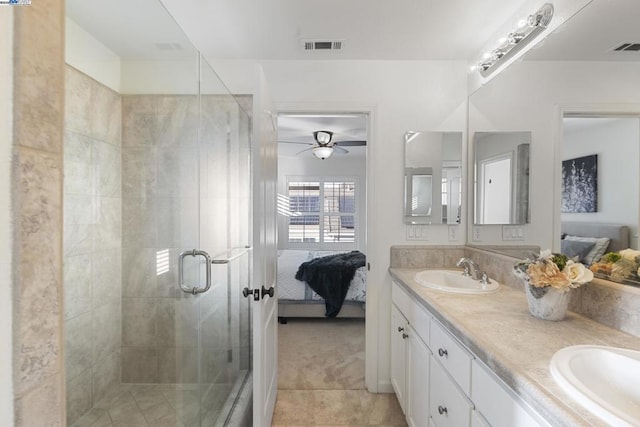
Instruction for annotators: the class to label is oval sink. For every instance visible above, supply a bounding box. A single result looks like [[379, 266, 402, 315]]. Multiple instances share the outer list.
[[550, 345, 640, 426], [414, 270, 500, 294]]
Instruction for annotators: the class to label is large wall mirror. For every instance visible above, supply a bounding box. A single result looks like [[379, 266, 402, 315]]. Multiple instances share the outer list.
[[474, 131, 530, 225], [404, 131, 462, 224], [468, 0, 640, 278]]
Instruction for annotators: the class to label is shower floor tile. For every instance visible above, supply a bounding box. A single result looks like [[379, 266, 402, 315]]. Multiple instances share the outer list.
[[71, 383, 230, 427]]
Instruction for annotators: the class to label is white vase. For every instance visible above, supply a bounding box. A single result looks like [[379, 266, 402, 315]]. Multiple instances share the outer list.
[[525, 284, 570, 321]]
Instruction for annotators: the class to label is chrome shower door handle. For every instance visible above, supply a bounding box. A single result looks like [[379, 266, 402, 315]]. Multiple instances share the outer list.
[[178, 249, 212, 294]]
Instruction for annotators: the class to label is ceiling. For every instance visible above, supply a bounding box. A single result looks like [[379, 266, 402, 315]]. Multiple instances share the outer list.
[[525, 0, 640, 62], [81, 0, 532, 61], [277, 113, 368, 158]]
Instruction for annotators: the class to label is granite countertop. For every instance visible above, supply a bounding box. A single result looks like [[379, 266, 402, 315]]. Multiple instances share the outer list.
[[389, 267, 640, 427]]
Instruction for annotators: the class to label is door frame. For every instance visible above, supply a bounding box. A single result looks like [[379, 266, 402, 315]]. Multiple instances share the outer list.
[[274, 102, 379, 392]]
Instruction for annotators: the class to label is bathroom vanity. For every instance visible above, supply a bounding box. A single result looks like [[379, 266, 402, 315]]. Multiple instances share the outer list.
[[389, 267, 640, 427]]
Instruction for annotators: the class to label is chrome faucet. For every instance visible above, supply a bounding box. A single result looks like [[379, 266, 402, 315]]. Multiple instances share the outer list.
[[456, 257, 483, 281]]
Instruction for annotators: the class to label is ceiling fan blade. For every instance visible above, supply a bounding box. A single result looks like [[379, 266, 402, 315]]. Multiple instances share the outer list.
[[278, 140, 314, 145], [333, 146, 349, 155], [333, 140, 367, 147], [295, 146, 315, 155]]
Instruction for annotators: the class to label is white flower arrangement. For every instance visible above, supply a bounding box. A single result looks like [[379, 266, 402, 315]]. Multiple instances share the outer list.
[[514, 249, 593, 292]]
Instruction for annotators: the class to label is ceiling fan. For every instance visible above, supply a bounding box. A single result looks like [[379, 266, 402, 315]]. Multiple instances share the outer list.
[[278, 130, 367, 160]]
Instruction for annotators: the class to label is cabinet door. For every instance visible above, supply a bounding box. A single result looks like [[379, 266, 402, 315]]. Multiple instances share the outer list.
[[407, 327, 430, 427], [391, 304, 408, 413], [430, 355, 472, 427], [472, 359, 548, 427]]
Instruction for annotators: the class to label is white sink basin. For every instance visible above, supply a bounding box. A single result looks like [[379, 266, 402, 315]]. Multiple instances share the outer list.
[[414, 270, 500, 294], [550, 345, 640, 426]]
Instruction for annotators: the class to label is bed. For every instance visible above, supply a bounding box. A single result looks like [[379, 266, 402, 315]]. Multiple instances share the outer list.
[[561, 222, 630, 265], [277, 250, 366, 322]]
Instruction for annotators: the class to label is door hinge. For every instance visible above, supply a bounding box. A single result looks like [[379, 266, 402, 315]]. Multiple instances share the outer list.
[[367, 262, 371, 271]]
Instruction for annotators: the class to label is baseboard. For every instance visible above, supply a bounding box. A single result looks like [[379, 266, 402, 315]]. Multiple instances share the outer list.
[[377, 380, 394, 393]]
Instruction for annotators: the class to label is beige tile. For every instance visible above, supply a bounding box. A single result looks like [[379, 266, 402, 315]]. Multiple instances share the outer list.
[[91, 81, 121, 144], [93, 140, 121, 198], [65, 216, 94, 254], [157, 347, 198, 384], [121, 147, 157, 199], [71, 408, 112, 427], [92, 351, 121, 405], [122, 248, 158, 298], [273, 389, 366, 425], [92, 249, 121, 307], [92, 302, 121, 363], [14, 373, 64, 426], [359, 392, 407, 426], [122, 298, 158, 346], [121, 196, 158, 248], [121, 347, 158, 383], [65, 67, 93, 136], [66, 368, 93, 426], [14, 147, 63, 395], [65, 312, 93, 380], [64, 253, 92, 320], [94, 197, 122, 250]]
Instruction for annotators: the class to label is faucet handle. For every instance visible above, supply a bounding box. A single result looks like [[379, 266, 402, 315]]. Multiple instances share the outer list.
[[479, 272, 491, 285]]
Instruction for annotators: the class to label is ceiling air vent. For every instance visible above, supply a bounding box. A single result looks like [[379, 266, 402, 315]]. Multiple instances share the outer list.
[[613, 42, 640, 52], [301, 39, 344, 52]]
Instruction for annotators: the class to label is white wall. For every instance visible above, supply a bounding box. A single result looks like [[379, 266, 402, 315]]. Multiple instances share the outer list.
[[65, 17, 121, 92], [209, 59, 468, 392], [562, 118, 640, 248], [468, 60, 640, 250], [277, 153, 367, 252], [0, 9, 13, 426]]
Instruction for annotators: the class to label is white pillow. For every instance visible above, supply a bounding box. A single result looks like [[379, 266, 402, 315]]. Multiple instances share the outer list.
[[563, 235, 610, 265]]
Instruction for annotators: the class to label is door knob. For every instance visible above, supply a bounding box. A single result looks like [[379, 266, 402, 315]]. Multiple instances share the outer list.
[[261, 286, 275, 299], [242, 287, 260, 301]]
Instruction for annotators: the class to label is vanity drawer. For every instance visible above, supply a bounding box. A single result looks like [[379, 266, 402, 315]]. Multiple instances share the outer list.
[[430, 318, 472, 394], [430, 354, 472, 427], [392, 281, 413, 318], [392, 281, 431, 345], [472, 359, 548, 427]]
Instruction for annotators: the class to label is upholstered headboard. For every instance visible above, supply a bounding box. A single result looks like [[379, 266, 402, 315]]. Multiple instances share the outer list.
[[561, 222, 630, 252]]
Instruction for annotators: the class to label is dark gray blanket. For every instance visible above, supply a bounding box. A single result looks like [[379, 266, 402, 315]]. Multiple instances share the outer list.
[[295, 251, 366, 317]]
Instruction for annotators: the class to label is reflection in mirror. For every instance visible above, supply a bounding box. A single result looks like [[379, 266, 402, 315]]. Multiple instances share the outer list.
[[467, 0, 640, 288], [404, 132, 462, 224], [562, 117, 639, 247], [473, 131, 530, 225]]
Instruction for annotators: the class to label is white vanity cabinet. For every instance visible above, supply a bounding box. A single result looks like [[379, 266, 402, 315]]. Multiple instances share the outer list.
[[391, 282, 432, 426], [391, 280, 548, 427], [391, 303, 409, 412], [471, 359, 549, 427]]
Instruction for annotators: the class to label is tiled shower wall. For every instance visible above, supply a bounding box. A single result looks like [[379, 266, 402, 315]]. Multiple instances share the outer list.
[[11, 1, 66, 425], [120, 94, 251, 385], [63, 66, 123, 425]]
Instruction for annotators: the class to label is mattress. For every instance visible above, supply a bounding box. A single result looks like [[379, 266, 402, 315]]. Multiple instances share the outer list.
[[277, 250, 366, 303]]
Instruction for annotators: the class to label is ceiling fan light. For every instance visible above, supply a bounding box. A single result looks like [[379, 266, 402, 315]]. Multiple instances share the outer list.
[[312, 146, 334, 160], [315, 131, 333, 144]]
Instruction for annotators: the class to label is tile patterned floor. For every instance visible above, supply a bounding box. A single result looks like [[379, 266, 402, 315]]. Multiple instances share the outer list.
[[72, 318, 405, 426], [273, 318, 407, 426], [71, 383, 231, 427]]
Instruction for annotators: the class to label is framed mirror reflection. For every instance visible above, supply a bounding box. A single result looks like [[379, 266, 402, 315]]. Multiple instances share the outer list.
[[404, 131, 462, 225]]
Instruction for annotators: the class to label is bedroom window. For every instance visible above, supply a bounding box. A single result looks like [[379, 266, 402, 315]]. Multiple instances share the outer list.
[[287, 180, 356, 243]]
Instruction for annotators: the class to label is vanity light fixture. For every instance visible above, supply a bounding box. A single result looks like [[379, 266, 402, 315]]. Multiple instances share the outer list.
[[473, 3, 554, 77]]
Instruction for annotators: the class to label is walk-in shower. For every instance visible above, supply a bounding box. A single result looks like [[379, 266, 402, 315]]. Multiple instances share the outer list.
[[63, 0, 252, 425]]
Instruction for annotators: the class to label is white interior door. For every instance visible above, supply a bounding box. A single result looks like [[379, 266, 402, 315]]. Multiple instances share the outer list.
[[252, 66, 279, 427], [480, 156, 512, 224]]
